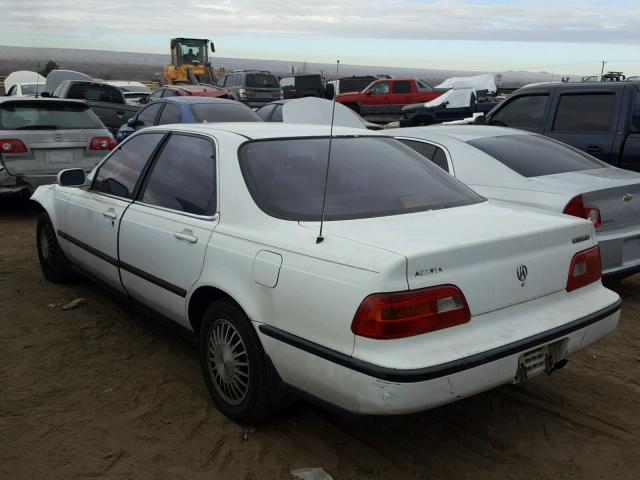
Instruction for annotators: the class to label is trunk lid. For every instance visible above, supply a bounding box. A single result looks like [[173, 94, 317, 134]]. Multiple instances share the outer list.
[[302, 202, 593, 317], [1, 129, 104, 176], [532, 168, 640, 233]]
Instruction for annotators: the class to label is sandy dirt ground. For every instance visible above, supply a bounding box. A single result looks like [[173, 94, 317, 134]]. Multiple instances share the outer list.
[[1, 200, 639, 480]]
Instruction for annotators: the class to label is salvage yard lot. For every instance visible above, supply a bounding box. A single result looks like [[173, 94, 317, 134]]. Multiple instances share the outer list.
[[1, 201, 639, 480]]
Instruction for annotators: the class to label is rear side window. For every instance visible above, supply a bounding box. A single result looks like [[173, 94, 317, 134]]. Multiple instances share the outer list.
[[191, 103, 261, 123], [92, 133, 165, 198], [246, 74, 279, 88], [141, 134, 216, 215], [399, 139, 449, 172], [68, 84, 123, 104], [468, 134, 608, 178], [489, 94, 549, 131], [157, 103, 181, 125], [239, 137, 482, 221], [552, 93, 615, 132], [393, 81, 411, 94], [0, 102, 104, 130]]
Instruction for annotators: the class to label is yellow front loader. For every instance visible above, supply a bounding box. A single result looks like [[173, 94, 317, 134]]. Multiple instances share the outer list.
[[164, 38, 224, 85]]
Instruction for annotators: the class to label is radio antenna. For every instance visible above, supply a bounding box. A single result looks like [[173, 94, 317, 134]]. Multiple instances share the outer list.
[[35, 62, 41, 98], [316, 60, 340, 244]]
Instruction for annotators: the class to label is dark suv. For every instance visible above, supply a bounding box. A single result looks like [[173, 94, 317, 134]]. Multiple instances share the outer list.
[[217, 70, 281, 107], [482, 81, 640, 171]]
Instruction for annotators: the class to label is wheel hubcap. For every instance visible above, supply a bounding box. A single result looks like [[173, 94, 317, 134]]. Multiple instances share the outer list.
[[40, 226, 54, 262], [207, 318, 249, 405]]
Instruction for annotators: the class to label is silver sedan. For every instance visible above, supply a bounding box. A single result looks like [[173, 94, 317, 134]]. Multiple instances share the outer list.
[[383, 125, 640, 279]]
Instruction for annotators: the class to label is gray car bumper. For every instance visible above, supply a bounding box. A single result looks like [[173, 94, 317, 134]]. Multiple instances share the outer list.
[[0, 168, 56, 196], [599, 227, 640, 278]]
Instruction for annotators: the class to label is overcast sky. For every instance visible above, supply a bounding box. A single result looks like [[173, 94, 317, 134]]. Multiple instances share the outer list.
[[2, 0, 639, 74]]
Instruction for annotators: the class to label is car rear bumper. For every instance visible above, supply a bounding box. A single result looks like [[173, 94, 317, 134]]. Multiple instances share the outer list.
[[258, 286, 620, 415], [0, 169, 56, 195], [598, 227, 640, 278]]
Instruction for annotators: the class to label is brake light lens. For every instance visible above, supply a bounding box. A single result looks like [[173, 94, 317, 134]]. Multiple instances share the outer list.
[[89, 136, 117, 151], [0, 139, 27, 154], [566, 246, 601, 292], [563, 195, 601, 228], [351, 285, 470, 339]]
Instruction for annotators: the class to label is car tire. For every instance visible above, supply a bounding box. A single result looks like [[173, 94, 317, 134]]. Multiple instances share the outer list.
[[200, 300, 276, 424], [36, 212, 73, 283]]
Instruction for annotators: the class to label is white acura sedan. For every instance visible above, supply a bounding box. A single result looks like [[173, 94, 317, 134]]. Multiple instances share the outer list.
[[383, 125, 640, 280], [32, 123, 621, 423]]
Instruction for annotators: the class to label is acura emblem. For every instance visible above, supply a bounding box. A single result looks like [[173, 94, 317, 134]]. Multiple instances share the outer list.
[[623, 193, 634, 202], [516, 265, 528, 282], [54, 134, 64, 142]]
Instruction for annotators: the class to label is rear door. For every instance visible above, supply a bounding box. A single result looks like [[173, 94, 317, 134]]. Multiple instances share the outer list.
[[545, 88, 621, 164], [118, 133, 217, 327], [619, 86, 640, 172], [63, 132, 166, 292], [0, 100, 108, 176], [388, 80, 412, 115]]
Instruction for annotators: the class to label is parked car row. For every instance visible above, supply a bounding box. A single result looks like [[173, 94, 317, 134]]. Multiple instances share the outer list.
[[3, 69, 637, 425]]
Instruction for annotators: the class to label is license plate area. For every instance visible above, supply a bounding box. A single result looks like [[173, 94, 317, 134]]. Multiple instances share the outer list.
[[45, 149, 74, 164], [515, 338, 569, 384]]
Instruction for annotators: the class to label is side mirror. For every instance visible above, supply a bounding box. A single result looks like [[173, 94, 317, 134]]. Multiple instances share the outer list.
[[473, 113, 486, 125], [210, 42, 215, 52], [127, 117, 137, 127], [57, 168, 86, 187]]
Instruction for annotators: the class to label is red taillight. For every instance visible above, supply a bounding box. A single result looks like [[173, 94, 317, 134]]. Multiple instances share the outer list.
[[566, 246, 601, 292], [351, 285, 470, 339], [563, 195, 601, 228], [89, 136, 117, 151], [0, 139, 27, 154]]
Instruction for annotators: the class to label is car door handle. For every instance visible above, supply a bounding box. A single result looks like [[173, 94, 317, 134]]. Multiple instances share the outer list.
[[102, 209, 117, 220], [586, 145, 603, 154], [174, 231, 198, 243]]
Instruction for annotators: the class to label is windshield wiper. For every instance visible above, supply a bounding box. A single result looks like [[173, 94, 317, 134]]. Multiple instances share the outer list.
[[16, 125, 59, 130]]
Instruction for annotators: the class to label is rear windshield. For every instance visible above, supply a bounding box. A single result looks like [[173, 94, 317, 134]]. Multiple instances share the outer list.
[[467, 134, 608, 177], [0, 102, 105, 130], [246, 74, 279, 88], [67, 83, 124, 104], [239, 136, 483, 221], [191, 103, 262, 123]]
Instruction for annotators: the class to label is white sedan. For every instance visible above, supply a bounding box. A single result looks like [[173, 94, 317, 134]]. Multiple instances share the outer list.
[[32, 123, 620, 423], [383, 125, 640, 280]]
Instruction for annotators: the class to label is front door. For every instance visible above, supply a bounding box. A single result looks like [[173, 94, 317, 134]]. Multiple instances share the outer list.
[[118, 133, 218, 328], [363, 81, 392, 115], [63, 132, 167, 292]]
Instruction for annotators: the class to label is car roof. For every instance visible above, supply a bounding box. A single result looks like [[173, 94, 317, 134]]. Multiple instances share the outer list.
[[158, 96, 239, 105], [164, 84, 224, 93], [145, 122, 376, 140], [0, 96, 89, 106], [397, 125, 530, 142], [520, 81, 640, 91]]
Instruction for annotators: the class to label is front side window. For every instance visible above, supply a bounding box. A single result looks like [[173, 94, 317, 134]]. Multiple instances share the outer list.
[[141, 134, 216, 215], [92, 133, 165, 198], [489, 94, 549, 131], [137, 103, 162, 129], [468, 134, 608, 178], [552, 93, 615, 133], [0, 101, 104, 130], [239, 136, 482, 221], [393, 81, 411, 94], [368, 82, 391, 95], [157, 103, 181, 125]]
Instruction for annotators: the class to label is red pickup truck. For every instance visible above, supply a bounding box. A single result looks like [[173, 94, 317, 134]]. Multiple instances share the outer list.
[[336, 78, 444, 118]]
